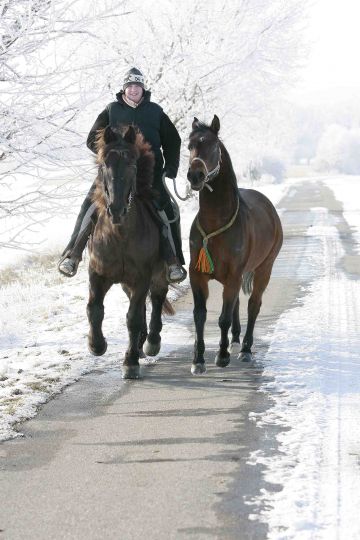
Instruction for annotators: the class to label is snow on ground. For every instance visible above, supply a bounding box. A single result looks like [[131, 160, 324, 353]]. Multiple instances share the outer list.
[[247, 175, 360, 539], [324, 174, 360, 252]]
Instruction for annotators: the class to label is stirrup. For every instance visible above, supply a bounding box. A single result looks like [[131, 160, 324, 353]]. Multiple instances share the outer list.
[[58, 255, 80, 277], [167, 264, 187, 284]]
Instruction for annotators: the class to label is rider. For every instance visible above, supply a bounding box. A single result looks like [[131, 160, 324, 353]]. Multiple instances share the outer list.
[[58, 67, 186, 283]]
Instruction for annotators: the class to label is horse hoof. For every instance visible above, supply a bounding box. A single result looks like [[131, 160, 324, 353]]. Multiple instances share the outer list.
[[122, 365, 141, 379], [215, 353, 231, 368], [144, 339, 161, 357], [88, 339, 107, 356], [229, 342, 241, 354], [239, 351, 252, 363], [191, 363, 206, 375]]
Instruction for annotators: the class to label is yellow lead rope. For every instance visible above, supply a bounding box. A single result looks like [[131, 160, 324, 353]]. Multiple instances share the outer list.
[[195, 197, 240, 273]]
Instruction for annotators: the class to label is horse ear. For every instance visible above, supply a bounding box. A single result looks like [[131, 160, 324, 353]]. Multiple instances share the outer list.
[[210, 115, 220, 134], [123, 125, 136, 145], [192, 117, 200, 130], [103, 125, 118, 144]]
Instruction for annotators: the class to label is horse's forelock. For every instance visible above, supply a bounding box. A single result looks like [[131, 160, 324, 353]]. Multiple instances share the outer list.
[[190, 121, 219, 139], [96, 133, 139, 165], [190, 122, 208, 136], [94, 127, 154, 201]]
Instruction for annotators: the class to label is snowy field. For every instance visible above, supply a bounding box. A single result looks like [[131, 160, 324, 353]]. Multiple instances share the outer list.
[[1, 174, 360, 539]]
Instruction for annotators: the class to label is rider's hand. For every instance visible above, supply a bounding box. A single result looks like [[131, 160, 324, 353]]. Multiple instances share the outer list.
[[164, 169, 175, 180]]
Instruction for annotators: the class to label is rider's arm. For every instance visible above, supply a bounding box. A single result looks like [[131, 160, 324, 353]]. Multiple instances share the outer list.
[[159, 113, 181, 179], [86, 109, 110, 154]]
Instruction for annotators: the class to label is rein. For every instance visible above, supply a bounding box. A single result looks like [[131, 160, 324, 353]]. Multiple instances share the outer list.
[[195, 195, 239, 274]]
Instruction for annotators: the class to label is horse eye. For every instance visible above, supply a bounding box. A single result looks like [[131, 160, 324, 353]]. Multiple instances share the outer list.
[[199, 137, 205, 143]]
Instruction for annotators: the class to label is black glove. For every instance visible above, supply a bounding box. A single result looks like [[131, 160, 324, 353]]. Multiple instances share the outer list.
[[163, 168, 175, 180]]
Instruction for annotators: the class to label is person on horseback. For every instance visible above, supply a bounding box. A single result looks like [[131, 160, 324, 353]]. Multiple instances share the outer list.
[[58, 67, 186, 283]]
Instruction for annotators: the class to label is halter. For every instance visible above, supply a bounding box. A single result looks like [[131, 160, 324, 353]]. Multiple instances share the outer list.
[[190, 147, 222, 192]]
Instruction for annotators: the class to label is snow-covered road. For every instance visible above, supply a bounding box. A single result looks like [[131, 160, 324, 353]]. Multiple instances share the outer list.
[[247, 178, 360, 539]]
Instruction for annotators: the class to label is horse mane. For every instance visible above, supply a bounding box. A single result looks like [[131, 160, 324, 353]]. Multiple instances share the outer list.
[[94, 127, 155, 208], [134, 132, 155, 200]]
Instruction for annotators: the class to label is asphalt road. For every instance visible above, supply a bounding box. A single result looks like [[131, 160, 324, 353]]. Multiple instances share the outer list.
[[1, 179, 356, 540]]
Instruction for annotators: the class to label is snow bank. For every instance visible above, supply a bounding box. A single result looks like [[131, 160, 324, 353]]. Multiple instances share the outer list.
[[247, 176, 360, 539]]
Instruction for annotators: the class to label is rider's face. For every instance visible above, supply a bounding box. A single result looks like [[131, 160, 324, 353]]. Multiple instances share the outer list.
[[124, 84, 143, 103]]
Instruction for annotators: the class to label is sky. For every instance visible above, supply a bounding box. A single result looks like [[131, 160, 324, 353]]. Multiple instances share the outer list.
[[292, 0, 360, 103]]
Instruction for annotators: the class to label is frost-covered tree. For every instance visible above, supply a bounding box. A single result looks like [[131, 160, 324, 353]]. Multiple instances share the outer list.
[[102, 0, 308, 155], [0, 0, 131, 251], [0, 0, 309, 252]]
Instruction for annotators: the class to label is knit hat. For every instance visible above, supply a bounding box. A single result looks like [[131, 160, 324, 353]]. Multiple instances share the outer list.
[[123, 67, 145, 90]]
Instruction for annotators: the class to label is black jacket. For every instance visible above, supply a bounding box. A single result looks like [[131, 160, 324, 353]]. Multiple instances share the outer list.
[[86, 90, 181, 179]]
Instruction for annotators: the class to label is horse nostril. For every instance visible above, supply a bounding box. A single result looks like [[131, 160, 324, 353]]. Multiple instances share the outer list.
[[187, 169, 204, 183], [189, 170, 205, 184], [107, 203, 127, 224]]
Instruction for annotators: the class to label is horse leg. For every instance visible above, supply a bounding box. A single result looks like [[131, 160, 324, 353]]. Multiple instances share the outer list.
[[122, 285, 147, 359], [240, 263, 273, 362], [190, 270, 209, 375], [123, 285, 149, 379], [87, 271, 112, 356], [215, 284, 240, 367], [138, 303, 148, 359], [144, 282, 168, 357], [229, 296, 241, 354]]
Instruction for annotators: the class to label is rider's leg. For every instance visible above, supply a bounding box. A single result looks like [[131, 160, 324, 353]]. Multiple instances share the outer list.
[[61, 181, 96, 256], [156, 201, 187, 283], [58, 205, 96, 277], [58, 181, 97, 277], [165, 200, 185, 265], [151, 164, 187, 283]]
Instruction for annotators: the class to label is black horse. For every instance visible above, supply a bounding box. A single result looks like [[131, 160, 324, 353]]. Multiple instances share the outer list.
[[87, 125, 172, 379], [187, 115, 283, 374]]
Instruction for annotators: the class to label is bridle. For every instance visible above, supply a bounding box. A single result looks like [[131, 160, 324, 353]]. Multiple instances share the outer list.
[[189, 145, 222, 192]]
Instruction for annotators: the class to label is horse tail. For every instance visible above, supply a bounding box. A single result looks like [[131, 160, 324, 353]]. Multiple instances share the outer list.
[[162, 297, 175, 316], [242, 272, 254, 296]]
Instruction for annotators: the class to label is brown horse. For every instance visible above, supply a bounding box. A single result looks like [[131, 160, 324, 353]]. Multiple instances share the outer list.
[[187, 115, 283, 374], [87, 125, 171, 379]]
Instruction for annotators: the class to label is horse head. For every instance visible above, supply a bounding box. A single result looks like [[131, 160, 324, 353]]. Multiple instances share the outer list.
[[99, 125, 139, 225], [187, 115, 222, 191]]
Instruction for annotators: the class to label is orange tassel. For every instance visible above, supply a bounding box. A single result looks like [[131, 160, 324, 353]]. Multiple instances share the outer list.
[[195, 245, 214, 273]]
